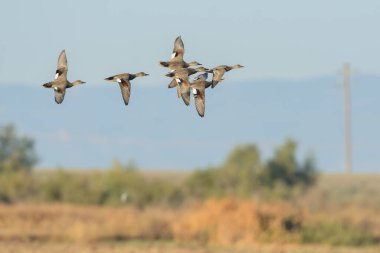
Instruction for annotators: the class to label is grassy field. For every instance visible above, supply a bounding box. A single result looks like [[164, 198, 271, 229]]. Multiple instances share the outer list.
[[300, 174, 380, 209], [0, 241, 379, 253], [0, 173, 379, 252]]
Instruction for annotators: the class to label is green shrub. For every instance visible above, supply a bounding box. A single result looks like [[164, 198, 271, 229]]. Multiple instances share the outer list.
[[0, 170, 37, 203], [301, 221, 376, 246]]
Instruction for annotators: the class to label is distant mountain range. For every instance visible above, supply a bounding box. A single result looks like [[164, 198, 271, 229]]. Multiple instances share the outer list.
[[0, 75, 379, 172]]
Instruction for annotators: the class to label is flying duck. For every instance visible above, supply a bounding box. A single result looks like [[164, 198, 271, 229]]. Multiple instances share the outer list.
[[104, 72, 149, 105], [42, 50, 85, 104]]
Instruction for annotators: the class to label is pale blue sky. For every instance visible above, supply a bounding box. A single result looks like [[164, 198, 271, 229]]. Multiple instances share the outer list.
[[0, 1, 379, 172], [0, 0, 380, 84]]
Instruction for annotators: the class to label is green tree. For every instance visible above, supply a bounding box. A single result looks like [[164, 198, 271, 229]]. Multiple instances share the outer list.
[[259, 139, 317, 197], [220, 144, 261, 197], [0, 124, 37, 172], [185, 139, 317, 199]]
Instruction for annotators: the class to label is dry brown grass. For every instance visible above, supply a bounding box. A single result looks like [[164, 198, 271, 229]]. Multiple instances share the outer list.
[[0, 200, 302, 245], [173, 198, 304, 245], [0, 198, 378, 246], [0, 204, 175, 243], [0, 241, 379, 253]]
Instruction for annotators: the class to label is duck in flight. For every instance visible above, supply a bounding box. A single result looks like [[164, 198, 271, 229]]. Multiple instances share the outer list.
[[42, 50, 85, 104], [207, 64, 244, 88], [104, 72, 149, 105], [159, 36, 205, 105], [159, 36, 201, 70]]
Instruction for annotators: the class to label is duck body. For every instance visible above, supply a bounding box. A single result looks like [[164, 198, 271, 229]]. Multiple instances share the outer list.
[[159, 59, 201, 71]]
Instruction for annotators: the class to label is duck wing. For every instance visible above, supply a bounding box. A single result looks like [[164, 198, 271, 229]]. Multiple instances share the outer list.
[[54, 87, 66, 104], [177, 85, 181, 98], [168, 78, 178, 88], [193, 87, 205, 117], [211, 68, 226, 88], [55, 50, 68, 80], [177, 77, 190, 106], [172, 36, 185, 59], [118, 79, 131, 105]]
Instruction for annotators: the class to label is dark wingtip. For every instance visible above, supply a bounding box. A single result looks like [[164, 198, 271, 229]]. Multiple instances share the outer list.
[[183, 99, 190, 106], [159, 61, 169, 67]]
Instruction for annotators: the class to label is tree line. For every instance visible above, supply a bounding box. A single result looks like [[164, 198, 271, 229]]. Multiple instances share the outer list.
[[0, 124, 317, 206]]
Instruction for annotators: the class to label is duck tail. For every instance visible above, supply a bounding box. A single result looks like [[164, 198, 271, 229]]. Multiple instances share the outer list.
[[42, 82, 53, 88], [104, 76, 114, 81], [159, 61, 169, 67], [165, 72, 175, 78]]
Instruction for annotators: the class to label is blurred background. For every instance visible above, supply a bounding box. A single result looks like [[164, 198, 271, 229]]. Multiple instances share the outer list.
[[0, 1, 379, 252]]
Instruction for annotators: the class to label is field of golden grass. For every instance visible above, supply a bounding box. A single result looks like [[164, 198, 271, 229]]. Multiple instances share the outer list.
[[0, 174, 379, 252], [0, 200, 378, 246], [0, 241, 379, 253]]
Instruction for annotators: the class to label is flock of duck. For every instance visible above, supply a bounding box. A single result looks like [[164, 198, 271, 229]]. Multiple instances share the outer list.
[[42, 36, 243, 117]]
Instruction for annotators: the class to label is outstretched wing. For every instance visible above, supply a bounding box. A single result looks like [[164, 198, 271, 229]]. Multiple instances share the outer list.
[[54, 87, 66, 104], [211, 68, 226, 88], [179, 78, 190, 106], [55, 50, 68, 80], [194, 88, 205, 117], [118, 79, 131, 105], [172, 36, 185, 59]]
